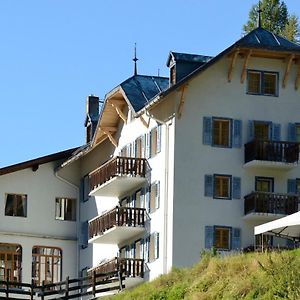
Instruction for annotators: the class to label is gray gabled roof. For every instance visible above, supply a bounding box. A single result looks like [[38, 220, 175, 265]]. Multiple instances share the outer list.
[[120, 75, 169, 112], [166, 52, 213, 67], [235, 27, 300, 52]]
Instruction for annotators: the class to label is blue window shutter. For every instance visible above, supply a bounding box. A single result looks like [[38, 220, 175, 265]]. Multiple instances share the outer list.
[[272, 123, 281, 141], [154, 232, 159, 259], [288, 123, 296, 142], [145, 133, 151, 159], [247, 120, 254, 142], [204, 175, 213, 197], [232, 177, 241, 199], [205, 226, 214, 249], [140, 239, 144, 259], [145, 186, 150, 212], [203, 117, 212, 145], [232, 228, 241, 250], [155, 181, 160, 209], [287, 179, 297, 194], [81, 221, 88, 248], [157, 125, 162, 153], [233, 120, 242, 148]]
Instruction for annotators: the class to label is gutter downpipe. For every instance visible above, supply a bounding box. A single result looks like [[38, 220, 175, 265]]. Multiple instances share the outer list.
[[55, 169, 81, 278], [144, 109, 170, 275]]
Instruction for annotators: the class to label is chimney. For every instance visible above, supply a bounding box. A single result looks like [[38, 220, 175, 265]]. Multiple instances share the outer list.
[[84, 95, 100, 144]]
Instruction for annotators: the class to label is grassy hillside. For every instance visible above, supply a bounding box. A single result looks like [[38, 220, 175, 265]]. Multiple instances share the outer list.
[[109, 249, 300, 300]]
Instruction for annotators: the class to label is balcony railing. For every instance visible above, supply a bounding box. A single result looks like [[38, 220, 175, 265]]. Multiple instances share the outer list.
[[88, 257, 144, 279], [89, 156, 149, 193], [244, 191, 298, 215], [89, 207, 146, 240], [244, 140, 299, 164]]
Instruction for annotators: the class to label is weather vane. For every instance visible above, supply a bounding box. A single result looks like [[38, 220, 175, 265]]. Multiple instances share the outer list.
[[133, 43, 138, 76]]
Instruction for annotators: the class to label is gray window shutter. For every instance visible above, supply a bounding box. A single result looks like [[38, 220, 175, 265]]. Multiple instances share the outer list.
[[205, 226, 214, 249], [287, 179, 297, 194], [157, 125, 162, 153], [131, 142, 136, 157], [155, 181, 160, 209], [140, 239, 144, 259], [203, 117, 212, 145], [79, 178, 84, 202], [154, 232, 159, 259], [233, 120, 242, 148], [232, 228, 241, 250], [247, 120, 254, 142], [272, 123, 281, 141], [145, 186, 150, 212], [232, 177, 241, 199], [141, 134, 146, 158], [81, 221, 88, 248], [204, 175, 213, 197], [145, 133, 151, 159], [288, 123, 296, 142]]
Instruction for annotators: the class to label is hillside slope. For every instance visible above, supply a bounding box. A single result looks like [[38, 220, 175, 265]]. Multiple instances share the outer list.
[[109, 249, 300, 300]]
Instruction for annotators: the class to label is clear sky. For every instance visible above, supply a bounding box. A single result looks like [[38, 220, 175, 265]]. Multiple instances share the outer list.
[[0, 0, 299, 167]]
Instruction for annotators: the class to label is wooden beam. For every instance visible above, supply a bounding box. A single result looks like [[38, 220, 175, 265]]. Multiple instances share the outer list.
[[295, 66, 300, 90], [101, 126, 117, 132], [282, 54, 295, 88], [240, 50, 252, 83], [140, 115, 150, 128], [228, 50, 239, 83], [177, 84, 188, 119], [108, 100, 127, 123], [100, 127, 118, 147]]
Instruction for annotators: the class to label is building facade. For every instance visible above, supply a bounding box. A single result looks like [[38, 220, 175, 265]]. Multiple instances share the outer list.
[[1, 26, 300, 291]]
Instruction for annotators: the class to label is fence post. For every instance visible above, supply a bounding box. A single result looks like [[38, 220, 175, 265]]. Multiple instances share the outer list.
[[5, 274, 9, 299], [41, 280, 45, 300], [30, 279, 34, 300], [92, 270, 96, 297], [65, 276, 69, 299]]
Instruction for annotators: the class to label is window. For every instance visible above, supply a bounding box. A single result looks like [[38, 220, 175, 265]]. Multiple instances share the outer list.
[[213, 118, 230, 147], [255, 177, 274, 193], [0, 243, 22, 283], [55, 198, 76, 221], [254, 122, 270, 140], [247, 70, 278, 96], [214, 227, 230, 250], [32, 246, 62, 285], [205, 175, 241, 200], [203, 117, 242, 148], [5, 194, 27, 217], [255, 234, 273, 249], [213, 175, 231, 199], [205, 226, 240, 251]]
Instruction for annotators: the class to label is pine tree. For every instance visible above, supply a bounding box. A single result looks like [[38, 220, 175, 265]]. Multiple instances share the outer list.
[[243, 0, 299, 42]]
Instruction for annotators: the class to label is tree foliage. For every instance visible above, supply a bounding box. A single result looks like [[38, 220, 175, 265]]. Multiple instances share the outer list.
[[243, 0, 300, 42]]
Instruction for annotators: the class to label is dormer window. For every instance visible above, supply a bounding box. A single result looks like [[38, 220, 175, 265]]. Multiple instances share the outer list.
[[170, 65, 176, 85], [247, 70, 278, 97]]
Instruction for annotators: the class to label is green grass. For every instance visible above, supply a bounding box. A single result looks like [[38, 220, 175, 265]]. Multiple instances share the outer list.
[[107, 249, 300, 300]]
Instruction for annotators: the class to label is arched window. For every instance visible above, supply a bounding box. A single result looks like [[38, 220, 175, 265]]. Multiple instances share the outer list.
[[32, 246, 62, 285], [0, 243, 22, 282]]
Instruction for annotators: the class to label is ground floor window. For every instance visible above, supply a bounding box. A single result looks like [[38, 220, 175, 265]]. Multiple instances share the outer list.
[[214, 227, 231, 250], [0, 243, 22, 282], [32, 246, 62, 285]]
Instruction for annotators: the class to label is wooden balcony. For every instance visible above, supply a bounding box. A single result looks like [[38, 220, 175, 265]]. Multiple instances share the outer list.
[[244, 191, 298, 221], [89, 207, 146, 244], [89, 156, 149, 197], [88, 257, 144, 289], [244, 140, 299, 169]]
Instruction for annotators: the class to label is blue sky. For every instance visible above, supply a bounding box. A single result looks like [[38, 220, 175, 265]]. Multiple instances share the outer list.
[[0, 0, 298, 167]]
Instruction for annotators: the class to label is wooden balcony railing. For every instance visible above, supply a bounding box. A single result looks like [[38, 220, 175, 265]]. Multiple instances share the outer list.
[[244, 191, 298, 215], [244, 140, 299, 164], [88, 257, 144, 279], [89, 207, 146, 239], [89, 156, 149, 193]]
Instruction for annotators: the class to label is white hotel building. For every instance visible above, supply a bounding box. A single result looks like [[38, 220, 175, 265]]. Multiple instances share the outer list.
[[1, 26, 300, 289]]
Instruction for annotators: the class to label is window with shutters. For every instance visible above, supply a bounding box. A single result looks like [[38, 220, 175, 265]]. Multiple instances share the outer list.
[[55, 198, 76, 221], [150, 181, 160, 212], [254, 122, 270, 140], [247, 70, 278, 96], [5, 194, 27, 217], [149, 126, 161, 158], [203, 117, 241, 148], [213, 118, 230, 147], [213, 175, 231, 199], [255, 177, 274, 193], [214, 227, 230, 250]]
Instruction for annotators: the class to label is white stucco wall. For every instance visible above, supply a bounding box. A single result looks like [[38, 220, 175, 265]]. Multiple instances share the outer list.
[[172, 55, 300, 267]]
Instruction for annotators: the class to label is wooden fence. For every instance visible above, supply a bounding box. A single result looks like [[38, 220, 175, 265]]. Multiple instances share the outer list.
[[0, 269, 124, 299]]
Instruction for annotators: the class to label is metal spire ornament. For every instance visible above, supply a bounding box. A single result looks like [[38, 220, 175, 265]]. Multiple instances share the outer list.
[[133, 43, 138, 76]]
